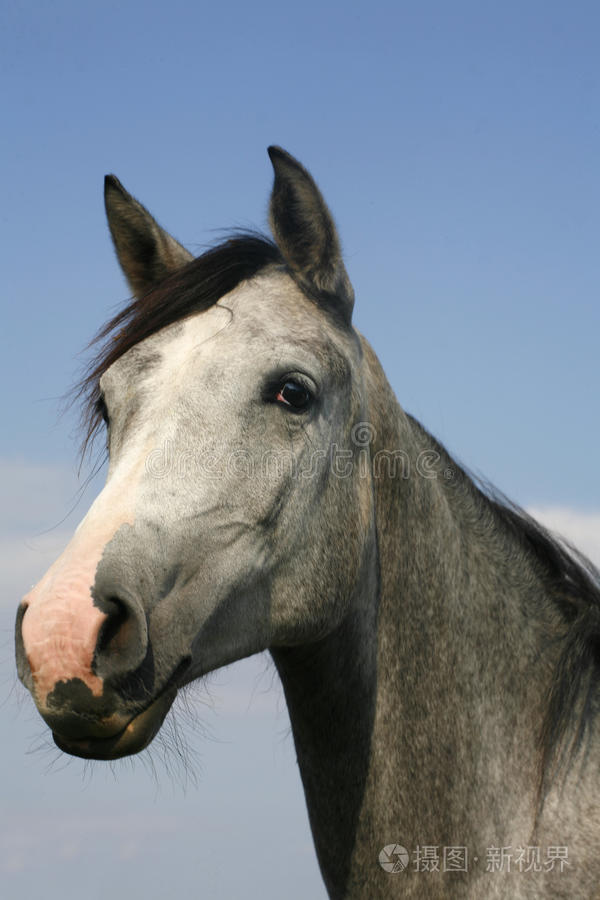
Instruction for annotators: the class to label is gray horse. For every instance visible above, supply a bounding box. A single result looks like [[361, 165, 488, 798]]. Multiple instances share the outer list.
[[15, 148, 600, 898]]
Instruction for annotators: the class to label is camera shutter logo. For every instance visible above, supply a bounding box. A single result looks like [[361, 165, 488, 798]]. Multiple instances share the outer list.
[[379, 844, 409, 873]]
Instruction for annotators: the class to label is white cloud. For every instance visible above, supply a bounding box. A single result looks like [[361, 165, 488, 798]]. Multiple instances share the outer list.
[[0, 458, 102, 538], [0, 459, 80, 607], [0, 811, 180, 873], [527, 507, 600, 569], [0, 531, 75, 607], [0, 458, 106, 606]]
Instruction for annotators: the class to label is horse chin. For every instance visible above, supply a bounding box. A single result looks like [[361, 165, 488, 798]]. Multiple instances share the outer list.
[[52, 687, 177, 760]]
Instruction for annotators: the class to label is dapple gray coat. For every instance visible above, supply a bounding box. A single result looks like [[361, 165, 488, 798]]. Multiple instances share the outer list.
[[16, 148, 600, 898]]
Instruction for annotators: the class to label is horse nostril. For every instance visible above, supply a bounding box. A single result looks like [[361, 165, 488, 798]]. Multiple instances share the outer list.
[[92, 591, 149, 686], [96, 596, 130, 657]]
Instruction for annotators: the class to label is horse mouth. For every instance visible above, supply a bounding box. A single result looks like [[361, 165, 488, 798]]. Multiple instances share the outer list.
[[52, 686, 177, 760]]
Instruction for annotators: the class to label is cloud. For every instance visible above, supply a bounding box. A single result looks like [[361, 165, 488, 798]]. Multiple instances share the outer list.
[[0, 458, 102, 538], [0, 531, 76, 608], [0, 458, 106, 606], [527, 507, 600, 569], [0, 460, 78, 607], [0, 811, 180, 873]]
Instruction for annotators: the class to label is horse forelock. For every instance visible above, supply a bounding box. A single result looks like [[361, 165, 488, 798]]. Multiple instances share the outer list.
[[73, 233, 283, 458]]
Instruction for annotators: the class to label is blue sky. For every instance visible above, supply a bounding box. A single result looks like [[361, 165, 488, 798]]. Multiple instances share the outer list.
[[1, 2, 599, 897]]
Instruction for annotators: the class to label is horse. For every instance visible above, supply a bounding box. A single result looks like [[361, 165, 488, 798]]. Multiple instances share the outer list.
[[15, 147, 600, 898]]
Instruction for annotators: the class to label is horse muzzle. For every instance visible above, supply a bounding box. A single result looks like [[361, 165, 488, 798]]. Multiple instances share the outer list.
[[51, 686, 178, 760], [14, 551, 184, 759]]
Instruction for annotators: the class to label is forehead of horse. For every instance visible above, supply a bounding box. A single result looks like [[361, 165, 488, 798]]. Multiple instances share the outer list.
[[100, 270, 355, 394]]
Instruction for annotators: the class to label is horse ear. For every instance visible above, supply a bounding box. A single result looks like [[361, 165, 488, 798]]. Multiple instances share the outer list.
[[267, 147, 354, 323], [104, 176, 193, 299]]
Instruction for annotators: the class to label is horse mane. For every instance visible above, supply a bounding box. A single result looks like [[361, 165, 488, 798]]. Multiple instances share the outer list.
[[407, 416, 600, 798], [487, 489, 600, 799], [73, 232, 281, 458]]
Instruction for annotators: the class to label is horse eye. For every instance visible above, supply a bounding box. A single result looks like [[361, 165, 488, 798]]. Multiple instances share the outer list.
[[276, 380, 312, 411]]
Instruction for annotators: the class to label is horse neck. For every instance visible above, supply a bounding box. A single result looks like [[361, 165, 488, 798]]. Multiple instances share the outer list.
[[274, 338, 571, 896], [362, 341, 561, 831]]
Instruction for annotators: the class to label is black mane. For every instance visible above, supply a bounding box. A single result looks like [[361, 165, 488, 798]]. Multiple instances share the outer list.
[[410, 415, 600, 800], [75, 233, 281, 456], [491, 494, 600, 799]]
